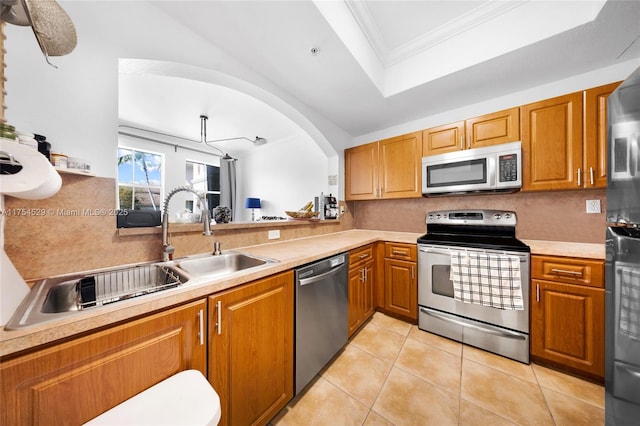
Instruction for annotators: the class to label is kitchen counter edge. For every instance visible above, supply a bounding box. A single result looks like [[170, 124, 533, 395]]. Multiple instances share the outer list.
[[523, 239, 605, 260]]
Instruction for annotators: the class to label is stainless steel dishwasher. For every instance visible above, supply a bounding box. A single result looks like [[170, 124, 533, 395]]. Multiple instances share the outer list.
[[295, 252, 349, 395]]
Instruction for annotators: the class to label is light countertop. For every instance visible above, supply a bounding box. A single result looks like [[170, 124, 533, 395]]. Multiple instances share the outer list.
[[523, 240, 605, 260], [0, 230, 604, 358]]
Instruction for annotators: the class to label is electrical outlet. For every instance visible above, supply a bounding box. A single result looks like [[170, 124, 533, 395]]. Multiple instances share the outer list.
[[586, 199, 601, 214], [340, 206, 345, 215], [268, 229, 280, 240]]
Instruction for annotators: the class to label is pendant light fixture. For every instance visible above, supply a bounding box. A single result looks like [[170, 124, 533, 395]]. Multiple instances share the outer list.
[[200, 115, 267, 146], [118, 115, 267, 160]]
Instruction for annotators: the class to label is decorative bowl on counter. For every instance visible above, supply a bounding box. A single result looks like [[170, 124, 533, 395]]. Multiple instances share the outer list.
[[285, 210, 320, 219], [213, 206, 231, 223]]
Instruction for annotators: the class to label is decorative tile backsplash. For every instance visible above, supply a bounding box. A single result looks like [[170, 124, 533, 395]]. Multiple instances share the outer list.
[[350, 189, 607, 243]]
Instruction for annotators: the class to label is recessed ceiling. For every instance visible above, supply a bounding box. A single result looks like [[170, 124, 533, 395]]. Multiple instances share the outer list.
[[361, 1, 481, 52], [316, 0, 607, 96], [125, 0, 640, 139]]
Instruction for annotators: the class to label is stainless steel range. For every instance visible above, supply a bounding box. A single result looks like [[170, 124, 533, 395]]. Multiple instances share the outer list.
[[417, 210, 531, 363]]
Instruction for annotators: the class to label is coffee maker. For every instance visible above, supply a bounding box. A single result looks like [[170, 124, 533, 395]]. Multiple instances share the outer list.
[[314, 193, 338, 220]]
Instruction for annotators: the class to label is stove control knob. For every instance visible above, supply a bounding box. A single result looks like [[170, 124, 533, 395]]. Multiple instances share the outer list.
[[504, 213, 512, 220], [493, 213, 502, 220], [427, 214, 433, 220], [435, 213, 441, 219]]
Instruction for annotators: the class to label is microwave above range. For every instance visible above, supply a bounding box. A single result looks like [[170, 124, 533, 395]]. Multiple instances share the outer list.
[[421, 141, 522, 197]]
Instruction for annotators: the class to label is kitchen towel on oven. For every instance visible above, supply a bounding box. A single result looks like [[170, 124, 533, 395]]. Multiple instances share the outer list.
[[449, 251, 524, 310]]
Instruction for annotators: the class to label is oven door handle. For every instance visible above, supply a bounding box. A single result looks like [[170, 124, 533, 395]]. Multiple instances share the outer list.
[[419, 247, 453, 256], [419, 307, 527, 340], [418, 246, 529, 262]]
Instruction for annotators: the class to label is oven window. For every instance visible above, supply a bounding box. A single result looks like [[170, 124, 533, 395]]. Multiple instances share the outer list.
[[432, 265, 454, 297], [427, 159, 487, 187]]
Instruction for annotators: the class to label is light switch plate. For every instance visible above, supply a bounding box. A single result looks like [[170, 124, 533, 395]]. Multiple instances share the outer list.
[[586, 199, 601, 214], [268, 229, 280, 240]]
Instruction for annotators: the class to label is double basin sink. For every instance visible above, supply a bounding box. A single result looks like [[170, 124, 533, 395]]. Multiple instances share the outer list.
[[5, 252, 277, 330]]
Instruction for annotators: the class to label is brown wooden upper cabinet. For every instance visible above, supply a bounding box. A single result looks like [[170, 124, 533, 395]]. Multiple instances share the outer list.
[[345, 141, 378, 200], [422, 107, 520, 156], [584, 81, 621, 188], [345, 132, 422, 200], [521, 82, 620, 191]]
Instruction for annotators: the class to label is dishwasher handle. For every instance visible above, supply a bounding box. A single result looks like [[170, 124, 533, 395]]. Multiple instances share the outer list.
[[298, 263, 347, 286]]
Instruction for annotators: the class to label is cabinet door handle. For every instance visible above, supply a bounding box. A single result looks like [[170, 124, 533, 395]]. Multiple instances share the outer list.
[[197, 308, 204, 345], [460, 135, 464, 149], [589, 167, 595, 185], [550, 268, 583, 276], [360, 268, 365, 283], [215, 300, 222, 335], [392, 250, 405, 256], [577, 168, 582, 186], [411, 265, 415, 280], [536, 284, 540, 302], [359, 253, 369, 259]]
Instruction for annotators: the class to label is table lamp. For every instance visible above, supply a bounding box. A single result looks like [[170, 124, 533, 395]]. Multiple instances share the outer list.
[[245, 197, 261, 221]]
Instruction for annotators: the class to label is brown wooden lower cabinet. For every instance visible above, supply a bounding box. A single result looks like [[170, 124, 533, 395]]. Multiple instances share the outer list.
[[383, 242, 418, 322], [348, 245, 375, 336], [530, 257, 605, 380], [208, 271, 294, 426], [0, 299, 207, 425], [384, 258, 417, 321], [530, 255, 604, 381]]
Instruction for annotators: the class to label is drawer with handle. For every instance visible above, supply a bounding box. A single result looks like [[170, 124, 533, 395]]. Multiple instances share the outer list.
[[384, 242, 417, 261], [349, 244, 374, 268], [531, 255, 604, 288]]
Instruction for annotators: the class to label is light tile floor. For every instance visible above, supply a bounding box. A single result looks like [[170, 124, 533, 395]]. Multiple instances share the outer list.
[[272, 312, 604, 426]]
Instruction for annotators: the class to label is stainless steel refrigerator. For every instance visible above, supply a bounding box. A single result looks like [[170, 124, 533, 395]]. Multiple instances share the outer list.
[[606, 65, 640, 425]]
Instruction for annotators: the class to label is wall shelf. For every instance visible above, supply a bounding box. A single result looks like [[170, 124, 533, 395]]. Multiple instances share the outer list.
[[55, 167, 95, 177], [117, 218, 342, 237]]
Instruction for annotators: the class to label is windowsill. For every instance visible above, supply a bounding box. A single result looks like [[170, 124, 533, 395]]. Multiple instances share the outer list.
[[55, 167, 96, 177], [116, 218, 342, 237]]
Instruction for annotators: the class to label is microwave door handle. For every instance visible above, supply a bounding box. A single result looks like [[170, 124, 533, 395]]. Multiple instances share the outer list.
[[488, 156, 496, 188]]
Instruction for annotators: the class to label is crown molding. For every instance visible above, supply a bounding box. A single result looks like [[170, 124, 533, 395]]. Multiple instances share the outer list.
[[345, 0, 528, 67]]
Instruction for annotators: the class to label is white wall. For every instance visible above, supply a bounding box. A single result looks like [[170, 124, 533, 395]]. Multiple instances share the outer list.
[[4, 1, 350, 195], [239, 132, 330, 221], [354, 59, 640, 145], [118, 129, 331, 222]]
